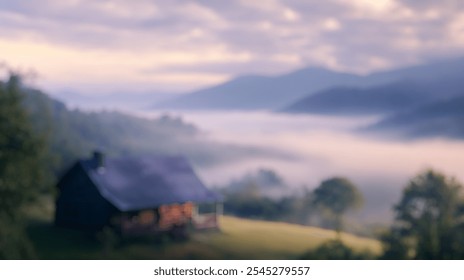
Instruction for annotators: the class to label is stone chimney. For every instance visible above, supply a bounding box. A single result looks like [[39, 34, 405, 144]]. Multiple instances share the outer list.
[[92, 150, 105, 173]]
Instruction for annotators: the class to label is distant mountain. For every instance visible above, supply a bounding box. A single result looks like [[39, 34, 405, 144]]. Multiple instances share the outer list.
[[282, 81, 433, 115], [371, 56, 464, 85], [153, 57, 464, 111], [364, 95, 464, 139], [152, 68, 389, 110], [283, 57, 464, 115]]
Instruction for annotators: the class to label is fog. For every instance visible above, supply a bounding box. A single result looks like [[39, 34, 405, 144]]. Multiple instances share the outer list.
[[136, 110, 464, 222]]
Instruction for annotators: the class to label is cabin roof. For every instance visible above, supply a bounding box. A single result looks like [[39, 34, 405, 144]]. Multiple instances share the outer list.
[[78, 155, 221, 211]]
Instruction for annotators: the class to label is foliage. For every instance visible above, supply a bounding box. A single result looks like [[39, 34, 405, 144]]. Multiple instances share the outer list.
[[300, 239, 374, 260], [221, 175, 368, 230], [0, 75, 46, 258], [381, 170, 464, 259], [0, 216, 36, 259], [97, 227, 120, 259], [311, 177, 363, 235], [221, 182, 309, 222], [224, 183, 277, 219], [224, 169, 287, 193], [379, 228, 410, 259]]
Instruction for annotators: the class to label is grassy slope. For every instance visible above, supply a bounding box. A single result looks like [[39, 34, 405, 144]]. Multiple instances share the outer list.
[[206, 216, 381, 259], [27, 205, 381, 259]]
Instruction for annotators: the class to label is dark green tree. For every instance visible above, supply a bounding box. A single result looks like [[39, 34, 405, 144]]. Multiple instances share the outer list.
[[300, 239, 374, 260], [0, 74, 46, 259], [312, 177, 363, 237], [382, 170, 464, 259], [379, 228, 410, 259]]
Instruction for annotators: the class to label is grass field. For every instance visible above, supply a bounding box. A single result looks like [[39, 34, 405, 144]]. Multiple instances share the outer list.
[[205, 216, 381, 259], [27, 208, 381, 259]]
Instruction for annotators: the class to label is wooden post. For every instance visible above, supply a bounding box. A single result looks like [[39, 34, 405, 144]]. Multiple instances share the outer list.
[[215, 202, 223, 216], [192, 204, 199, 219]]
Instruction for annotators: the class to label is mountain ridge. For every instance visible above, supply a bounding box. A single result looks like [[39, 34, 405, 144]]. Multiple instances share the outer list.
[[152, 56, 464, 111], [152, 67, 374, 110]]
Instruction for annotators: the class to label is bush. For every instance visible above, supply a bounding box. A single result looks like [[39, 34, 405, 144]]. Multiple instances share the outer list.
[[300, 240, 374, 260]]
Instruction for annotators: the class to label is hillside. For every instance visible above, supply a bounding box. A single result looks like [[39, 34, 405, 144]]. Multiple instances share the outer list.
[[282, 81, 432, 115], [364, 95, 464, 139], [54, 90, 175, 110], [21, 87, 200, 174], [204, 216, 381, 259], [17, 83, 296, 182], [28, 210, 381, 259]]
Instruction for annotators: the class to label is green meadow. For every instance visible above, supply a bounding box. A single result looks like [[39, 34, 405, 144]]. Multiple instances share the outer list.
[[26, 203, 381, 260]]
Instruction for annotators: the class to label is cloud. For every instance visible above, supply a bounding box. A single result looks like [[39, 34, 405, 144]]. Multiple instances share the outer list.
[[398, 0, 464, 10], [322, 18, 342, 31], [0, 0, 463, 93], [340, 0, 399, 14], [448, 13, 464, 46]]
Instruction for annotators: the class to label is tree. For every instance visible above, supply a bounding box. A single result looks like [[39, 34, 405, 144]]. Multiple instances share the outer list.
[[382, 170, 464, 259], [379, 228, 410, 260], [0, 74, 46, 259], [311, 177, 363, 237], [300, 239, 374, 260]]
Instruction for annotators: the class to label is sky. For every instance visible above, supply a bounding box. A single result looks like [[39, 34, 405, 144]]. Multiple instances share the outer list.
[[1, 0, 464, 95]]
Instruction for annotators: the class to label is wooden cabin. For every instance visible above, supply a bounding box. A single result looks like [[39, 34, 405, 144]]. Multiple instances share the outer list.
[[55, 151, 222, 236]]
